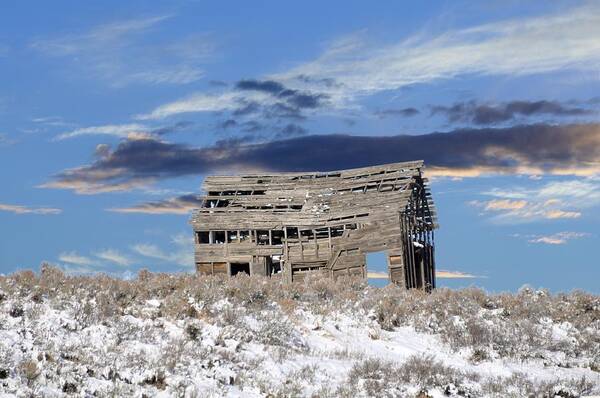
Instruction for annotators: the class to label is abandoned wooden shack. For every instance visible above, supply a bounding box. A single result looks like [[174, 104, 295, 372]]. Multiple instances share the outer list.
[[190, 160, 437, 290]]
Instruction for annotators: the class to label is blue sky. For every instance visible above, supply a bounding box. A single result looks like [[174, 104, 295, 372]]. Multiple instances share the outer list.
[[1, 1, 599, 292]]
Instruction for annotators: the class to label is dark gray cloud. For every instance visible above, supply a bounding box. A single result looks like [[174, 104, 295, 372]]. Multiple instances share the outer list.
[[236, 79, 285, 94], [431, 100, 590, 125], [276, 123, 308, 137], [46, 123, 600, 193], [217, 119, 238, 130], [111, 194, 203, 214], [375, 107, 419, 118], [232, 101, 261, 117], [234, 79, 328, 117]]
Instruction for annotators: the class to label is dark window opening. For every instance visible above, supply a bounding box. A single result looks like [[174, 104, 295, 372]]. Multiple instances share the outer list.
[[290, 205, 303, 210], [300, 229, 314, 239], [216, 200, 229, 208], [272, 230, 284, 245], [256, 230, 270, 245], [239, 230, 250, 242], [315, 228, 329, 239], [330, 227, 344, 237], [197, 231, 210, 244], [227, 231, 238, 243], [212, 231, 226, 244], [230, 263, 250, 276], [286, 227, 299, 239]]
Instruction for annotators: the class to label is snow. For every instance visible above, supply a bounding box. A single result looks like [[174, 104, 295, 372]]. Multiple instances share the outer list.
[[0, 275, 598, 397]]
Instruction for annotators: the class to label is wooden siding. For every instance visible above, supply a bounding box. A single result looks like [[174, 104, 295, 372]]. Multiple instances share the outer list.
[[190, 160, 437, 290]]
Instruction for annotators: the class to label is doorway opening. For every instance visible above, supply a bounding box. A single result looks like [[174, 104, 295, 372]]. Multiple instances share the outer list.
[[366, 251, 389, 287], [230, 262, 250, 276]]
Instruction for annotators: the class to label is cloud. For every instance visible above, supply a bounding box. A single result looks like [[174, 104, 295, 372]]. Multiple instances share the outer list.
[[431, 100, 590, 125], [277, 123, 308, 137], [367, 269, 479, 279], [236, 79, 328, 110], [0, 203, 62, 215], [0, 133, 15, 146], [42, 123, 600, 194], [56, 123, 148, 140], [481, 199, 528, 211], [473, 178, 600, 223], [435, 270, 480, 279], [132, 233, 193, 268], [110, 194, 203, 214], [275, 4, 600, 101], [136, 92, 243, 119], [58, 251, 95, 266], [55, 121, 193, 141], [544, 209, 581, 219], [31, 16, 213, 86], [514, 231, 590, 245], [375, 108, 419, 118], [470, 198, 582, 222], [139, 79, 328, 121], [94, 249, 132, 266]]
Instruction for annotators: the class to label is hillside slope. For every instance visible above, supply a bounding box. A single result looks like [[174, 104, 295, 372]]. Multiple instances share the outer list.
[[1, 266, 599, 397]]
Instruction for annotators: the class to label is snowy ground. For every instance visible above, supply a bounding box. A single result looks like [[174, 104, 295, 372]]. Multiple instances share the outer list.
[[0, 266, 599, 397]]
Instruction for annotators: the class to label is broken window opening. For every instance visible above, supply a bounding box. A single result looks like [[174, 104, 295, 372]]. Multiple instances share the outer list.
[[286, 227, 299, 239], [271, 230, 284, 245], [300, 229, 314, 239], [239, 230, 250, 242], [212, 231, 226, 244], [197, 231, 210, 244], [227, 231, 238, 243], [230, 262, 250, 276], [256, 230, 270, 245], [330, 227, 344, 237], [315, 228, 329, 239]]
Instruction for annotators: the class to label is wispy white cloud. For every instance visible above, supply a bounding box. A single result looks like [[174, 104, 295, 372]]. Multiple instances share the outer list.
[[275, 4, 600, 100], [514, 231, 590, 245], [58, 251, 95, 266], [31, 16, 214, 86], [0, 203, 62, 215], [368, 269, 481, 279], [471, 178, 600, 223], [138, 4, 600, 120], [55, 123, 148, 140], [136, 91, 263, 120], [132, 232, 194, 269], [0, 133, 16, 146], [94, 249, 132, 267]]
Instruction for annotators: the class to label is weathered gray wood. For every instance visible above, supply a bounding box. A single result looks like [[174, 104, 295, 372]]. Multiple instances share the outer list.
[[190, 161, 437, 291]]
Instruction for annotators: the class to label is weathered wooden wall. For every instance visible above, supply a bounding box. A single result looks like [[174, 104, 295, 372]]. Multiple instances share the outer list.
[[190, 160, 437, 290]]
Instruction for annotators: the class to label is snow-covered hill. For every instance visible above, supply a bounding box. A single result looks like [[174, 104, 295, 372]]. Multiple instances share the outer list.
[[1, 266, 599, 397]]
